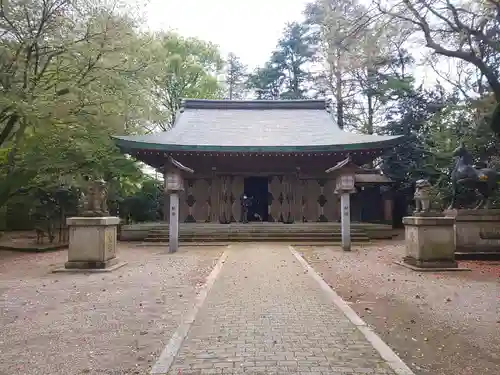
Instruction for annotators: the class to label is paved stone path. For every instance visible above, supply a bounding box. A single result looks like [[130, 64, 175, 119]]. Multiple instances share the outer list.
[[165, 244, 400, 374]]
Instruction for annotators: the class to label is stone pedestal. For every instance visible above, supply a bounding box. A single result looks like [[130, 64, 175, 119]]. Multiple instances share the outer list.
[[401, 216, 458, 269], [55, 217, 126, 272], [168, 192, 180, 253], [444, 209, 500, 255]]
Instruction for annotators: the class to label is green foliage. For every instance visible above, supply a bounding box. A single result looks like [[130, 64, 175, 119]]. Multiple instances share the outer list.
[[246, 22, 316, 99], [0, 1, 222, 228], [0, 0, 157, 211], [148, 32, 224, 130], [246, 63, 282, 100], [224, 53, 247, 100], [380, 83, 500, 209], [119, 179, 164, 223], [380, 85, 453, 187]]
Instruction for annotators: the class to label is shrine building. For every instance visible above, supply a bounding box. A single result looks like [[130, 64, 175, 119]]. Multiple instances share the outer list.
[[113, 99, 400, 225]]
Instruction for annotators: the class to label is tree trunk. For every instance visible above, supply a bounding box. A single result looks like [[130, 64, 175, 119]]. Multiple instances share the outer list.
[[335, 48, 344, 129], [335, 69, 344, 129], [367, 93, 374, 135]]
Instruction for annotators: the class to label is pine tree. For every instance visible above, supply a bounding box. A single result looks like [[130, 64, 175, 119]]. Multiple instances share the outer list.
[[225, 53, 247, 100]]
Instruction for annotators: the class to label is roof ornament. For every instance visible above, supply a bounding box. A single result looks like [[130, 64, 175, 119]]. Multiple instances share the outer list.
[[167, 156, 194, 173], [325, 153, 361, 174]]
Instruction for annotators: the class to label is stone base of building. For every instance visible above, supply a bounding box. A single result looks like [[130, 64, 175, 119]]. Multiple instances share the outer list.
[[56, 216, 124, 272], [444, 209, 500, 255], [402, 216, 458, 270]]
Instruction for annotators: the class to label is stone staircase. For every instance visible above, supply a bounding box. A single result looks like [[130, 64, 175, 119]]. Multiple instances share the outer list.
[[141, 222, 394, 243]]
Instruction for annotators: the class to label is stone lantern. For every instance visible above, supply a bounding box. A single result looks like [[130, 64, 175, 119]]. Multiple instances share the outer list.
[[334, 173, 356, 251], [326, 155, 360, 251], [164, 157, 194, 253], [166, 170, 184, 192]]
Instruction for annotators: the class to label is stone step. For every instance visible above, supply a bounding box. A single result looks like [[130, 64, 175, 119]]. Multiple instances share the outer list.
[[146, 232, 366, 236], [146, 229, 367, 235], [146, 235, 363, 240], [144, 223, 372, 243], [143, 237, 370, 245], [120, 222, 396, 242], [146, 229, 366, 234], [144, 235, 370, 242]]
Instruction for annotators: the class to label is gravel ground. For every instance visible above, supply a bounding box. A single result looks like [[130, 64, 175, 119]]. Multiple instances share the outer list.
[[297, 241, 500, 375], [0, 243, 223, 375]]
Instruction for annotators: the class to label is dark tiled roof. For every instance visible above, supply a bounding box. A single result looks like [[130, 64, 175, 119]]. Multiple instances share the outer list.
[[113, 99, 402, 152], [182, 99, 328, 110]]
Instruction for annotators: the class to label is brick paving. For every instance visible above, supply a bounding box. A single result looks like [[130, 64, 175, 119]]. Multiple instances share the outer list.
[[166, 244, 397, 374]]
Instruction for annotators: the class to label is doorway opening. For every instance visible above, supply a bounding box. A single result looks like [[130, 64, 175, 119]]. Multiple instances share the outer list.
[[243, 177, 269, 222]]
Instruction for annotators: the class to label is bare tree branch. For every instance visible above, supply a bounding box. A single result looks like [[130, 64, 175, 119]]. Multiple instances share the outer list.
[[376, 0, 500, 101]]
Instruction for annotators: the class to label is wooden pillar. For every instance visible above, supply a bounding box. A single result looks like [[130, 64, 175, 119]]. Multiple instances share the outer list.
[[227, 176, 233, 222], [283, 175, 293, 223], [384, 192, 394, 223], [163, 171, 169, 222], [211, 174, 220, 222], [231, 176, 243, 223], [297, 178, 304, 222], [219, 175, 229, 224], [207, 177, 212, 222]]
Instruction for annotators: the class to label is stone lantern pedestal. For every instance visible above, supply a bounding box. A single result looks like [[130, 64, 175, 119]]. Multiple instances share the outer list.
[[54, 216, 126, 273]]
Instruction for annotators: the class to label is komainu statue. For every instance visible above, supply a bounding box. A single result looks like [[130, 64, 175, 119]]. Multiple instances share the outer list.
[[414, 179, 431, 213], [80, 178, 109, 217]]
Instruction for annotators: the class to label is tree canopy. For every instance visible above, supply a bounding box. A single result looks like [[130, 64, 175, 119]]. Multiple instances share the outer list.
[[0, 0, 225, 229], [2, 0, 500, 229]]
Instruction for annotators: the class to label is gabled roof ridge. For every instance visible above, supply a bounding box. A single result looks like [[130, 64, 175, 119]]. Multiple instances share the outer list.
[[181, 98, 328, 110]]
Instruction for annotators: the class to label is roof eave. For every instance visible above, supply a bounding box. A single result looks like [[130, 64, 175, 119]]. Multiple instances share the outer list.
[[112, 135, 403, 154]]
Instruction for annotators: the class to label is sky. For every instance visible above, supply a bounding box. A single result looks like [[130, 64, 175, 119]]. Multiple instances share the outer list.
[[143, 0, 444, 87], [144, 0, 310, 69]]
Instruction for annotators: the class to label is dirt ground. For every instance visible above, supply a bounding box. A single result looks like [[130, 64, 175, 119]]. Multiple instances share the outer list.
[[0, 243, 223, 375], [0, 230, 68, 250], [298, 241, 500, 375]]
